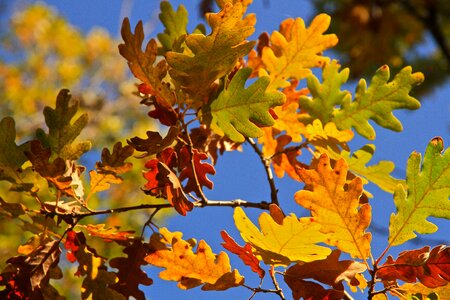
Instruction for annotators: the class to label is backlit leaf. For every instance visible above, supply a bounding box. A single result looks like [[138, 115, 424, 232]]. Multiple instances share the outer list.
[[333, 65, 423, 139], [202, 68, 285, 142], [299, 60, 351, 125], [179, 147, 216, 193], [157, 2, 188, 52], [325, 144, 404, 194], [261, 14, 338, 90], [167, 1, 255, 103], [81, 224, 136, 244], [145, 227, 244, 290], [393, 282, 450, 299], [233, 207, 331, 266], [220, 230, 265, 278], [36, 89, 91, 160], [295, 153, 372, 259], [377, 245, 450, 288], [128, 127, 179, 157], [389, 137, 450, 246], [119, 18, 175, 106]]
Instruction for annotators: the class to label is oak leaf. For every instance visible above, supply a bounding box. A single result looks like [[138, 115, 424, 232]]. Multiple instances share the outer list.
[[325, 144, 404, 194], [392, 282, 450, 299], [295, 153, 372, 259], [179, 147, 216, 193], [35, 89, 91, 160], [110, 241, 153, 300], [0, 240, 61, 298], [89, 142, 134, 195], [284, 250, 367, 300], [233, 207, 331, 266], [167, 1, 255, 103], [332, 65, 423, 139], [157, 2, 188, 52], [0, 117, 31, 189], [377, 245, 450, 288], [73, 232, 125, 299], [119, 18, 175, 107], [202, 68, 285, 142], [389, 137, 450, 246], [190, 125, 242, 165], [81, 224, 136, 244], [128, 126, 178, 156], [220, 230, 265, 278], [261, 14, 338, 90], [143, 159, 193, 216], [145, 227, 244, 290]]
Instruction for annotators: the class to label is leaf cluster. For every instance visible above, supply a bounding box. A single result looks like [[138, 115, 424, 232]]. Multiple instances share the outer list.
[[0, 1, 448, 299]]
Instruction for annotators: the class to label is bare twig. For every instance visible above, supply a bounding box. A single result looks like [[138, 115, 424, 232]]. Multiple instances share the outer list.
[[247, 138, 279, 206], [269, 265, 286, 300]]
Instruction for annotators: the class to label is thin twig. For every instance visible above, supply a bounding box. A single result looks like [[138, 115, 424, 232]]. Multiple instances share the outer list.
[[269, 265, 285, 300], [247, 138, 279, 206]]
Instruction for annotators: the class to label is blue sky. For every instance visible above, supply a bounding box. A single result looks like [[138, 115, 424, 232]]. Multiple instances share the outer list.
[[6, 1, 450, 299]]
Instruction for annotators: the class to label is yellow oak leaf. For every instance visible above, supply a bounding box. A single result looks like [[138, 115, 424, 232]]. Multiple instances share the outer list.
[[145, 227, 244, 290], [295, 153, 372, 259], [262, 14, 338, 90], [234, 207, 331, 266], [304, 119, 354, 153]]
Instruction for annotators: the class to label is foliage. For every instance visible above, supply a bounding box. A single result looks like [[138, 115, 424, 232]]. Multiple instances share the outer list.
[[0, 1, 448, 299]]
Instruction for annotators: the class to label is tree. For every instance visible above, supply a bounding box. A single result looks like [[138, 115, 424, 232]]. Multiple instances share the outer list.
[[0, 1, 449, 299]]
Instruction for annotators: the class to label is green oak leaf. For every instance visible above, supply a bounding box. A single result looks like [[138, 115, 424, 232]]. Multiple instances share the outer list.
[[166, 1, 255, 104], [157, 2, 188, 52], [0, 117, 33, 190], [36, 89, 91, 160], [389, 137, 450, 246], [299, 60, 351, 124], [202, 68, 285, 143], [333, 65, 423, 139]]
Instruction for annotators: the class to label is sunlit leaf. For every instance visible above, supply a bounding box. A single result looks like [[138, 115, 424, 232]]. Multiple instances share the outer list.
[[145, 227, 244, 290], [157, 2, 188, 52], [377, 245, 450, 288], [167, 1, 255, 103], [262, 14, 338, 90], [234, 207, 331, 266], [295, 153, 372, 259], [389, 137, 450, 246], [202, 68, 285, 142]]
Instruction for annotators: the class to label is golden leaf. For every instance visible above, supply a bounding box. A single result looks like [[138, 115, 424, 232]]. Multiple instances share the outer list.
[[145, 227, 244, 290], [295, 153, 372, 259], [234, 207, 331, 266]]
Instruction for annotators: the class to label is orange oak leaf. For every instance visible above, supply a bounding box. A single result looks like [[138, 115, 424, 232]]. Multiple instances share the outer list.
[[377, 245, 450, 288], [25, 140, 80, 198], [159, 162, 193, 216], [110, 241, 153, 300], [81, 224, 136, 245], [179, 147, 216, 193], [145, 227, 244, 290], [220, 230, 265, 279], [284, 250, 367, 300], [294, 153, 372, 259]]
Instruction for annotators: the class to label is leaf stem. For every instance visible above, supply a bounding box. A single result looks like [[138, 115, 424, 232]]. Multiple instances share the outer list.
[[247, 138, 279, 206], [269, 265, 285, 300]]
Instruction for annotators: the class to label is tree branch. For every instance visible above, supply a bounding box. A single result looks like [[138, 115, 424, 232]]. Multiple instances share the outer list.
[[247, 138, 279, 206]]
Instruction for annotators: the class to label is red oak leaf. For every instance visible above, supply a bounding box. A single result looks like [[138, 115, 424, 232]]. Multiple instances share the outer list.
[[179, 147, 216, 194], [221, 231, 265, 278], [377, 245, 450, 288], [64, 230, 79, 263]]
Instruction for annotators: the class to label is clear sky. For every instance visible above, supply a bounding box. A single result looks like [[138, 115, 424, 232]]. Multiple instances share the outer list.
[[6, 1, 450, 299]]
